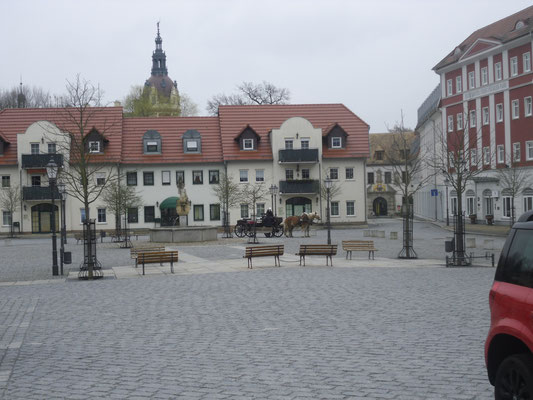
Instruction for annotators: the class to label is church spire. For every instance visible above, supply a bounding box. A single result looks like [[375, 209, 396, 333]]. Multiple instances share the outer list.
[[151, 22, 168, 77], [17, 76, 26, 108]]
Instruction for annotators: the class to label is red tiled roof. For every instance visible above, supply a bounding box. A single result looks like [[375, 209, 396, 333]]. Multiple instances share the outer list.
[[218, 104, 369, 160], [121, 116, 222, 164], [0, 107, 123, 165], [434, 5, 533, 71]]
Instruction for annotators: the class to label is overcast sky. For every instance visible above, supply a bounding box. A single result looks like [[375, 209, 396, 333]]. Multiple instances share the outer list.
[[1, 0, 531, 132]]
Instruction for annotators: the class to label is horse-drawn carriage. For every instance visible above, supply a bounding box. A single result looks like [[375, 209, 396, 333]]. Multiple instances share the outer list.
[[234, 213, 284, 238]]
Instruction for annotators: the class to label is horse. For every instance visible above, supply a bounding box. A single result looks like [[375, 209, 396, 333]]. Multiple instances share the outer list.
[[301, 212, 321, 237], [283, 212, 321, 237]]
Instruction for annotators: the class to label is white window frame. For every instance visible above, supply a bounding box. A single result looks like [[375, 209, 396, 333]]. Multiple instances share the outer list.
[[329, 167, 339, 180], [524, 52, 531, 73], [185, 139, 199, 152], [284, 139, 294, 150], [466, 196, 476, 216], [512, 99, 520, 119], [469, 110, 476, 128], [89, 141, 101, 153], [256, 203, 265, 217], [301, 168, 310, 179], [525, 97, 532, 117], [470, 148, 477, 165], [511, 56, 518, 76], [162, 170, 171, 185], [331, 137, 342, 148], [47, 143, 56, 154], [495, 62, 502, 81], [80, 208, 87, 224], [481, 67, 488, 85], [95, 172, 106, 186], [240, 204, 249, 219], [497, 145, 505, 164], [482, 107, 489, 125], [524, 196, 533, 212], [468, 71, 475, 89], [243, 138, 254, 150], [447, 79, 453, 96], [345, 167, 354, 180], [513, 142, 521, 162], [30, 143, 40, 154], [2, 211, 12, 227], [483, 147, 490, 165], [526, 141, 533, 161], [330, 201, 339, 217], [457, 113, 463, 130], [239, 169, 248, 183], [447, 115, 454, 132], [496, 103, 503, 122], [502, 196, 512, 218], [451, 197, 458, 215], [285, 169, 294, 180], [346, 201, 355, 216], [300, 138, 310, 149], [97, 208, 107, 224], [456, 76, 462, 93], [255, 169, 264, 182]]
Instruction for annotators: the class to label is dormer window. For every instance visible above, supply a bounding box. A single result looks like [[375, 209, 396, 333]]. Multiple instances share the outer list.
[[182, 130, 201, 153], [143, 130, 162, 154], [515, 20, 525, 30], [324, 123, 347, 149], [243, 139, 254, 150], [235, 125, 260, 151], [89, 141, 100, 153]]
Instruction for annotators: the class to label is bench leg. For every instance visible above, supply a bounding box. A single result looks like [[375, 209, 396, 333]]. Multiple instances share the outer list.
[[248, 257, 252, 269], [277, 255, 281, 267], [349, 251, 352, 260], [170, 259, 174, 274], [142, 261, 145, 276]]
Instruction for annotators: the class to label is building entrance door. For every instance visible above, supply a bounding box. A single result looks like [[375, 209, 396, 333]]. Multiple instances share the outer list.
[[285, 197, 312, 217], [31, 203, 59, 233], [373, 197, 388, 216]]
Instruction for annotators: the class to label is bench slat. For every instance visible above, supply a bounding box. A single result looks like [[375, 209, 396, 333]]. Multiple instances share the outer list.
[[296, 244, 337, 266]]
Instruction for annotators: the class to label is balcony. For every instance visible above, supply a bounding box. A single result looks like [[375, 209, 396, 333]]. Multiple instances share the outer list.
[[23, 186, 60, 201], [279, 180, 319, 194], [21, 154, 63, 169], [278, 149, 319, 163]]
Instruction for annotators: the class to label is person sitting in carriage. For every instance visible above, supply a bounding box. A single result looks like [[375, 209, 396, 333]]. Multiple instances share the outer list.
[[263, 208, 275, 227]]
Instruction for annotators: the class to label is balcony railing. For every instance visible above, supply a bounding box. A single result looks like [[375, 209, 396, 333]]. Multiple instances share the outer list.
[[21, 154, 63, 169], [278, 149, 319, 163], [279, 180, 319, 194], [23, 186, 60, 201]]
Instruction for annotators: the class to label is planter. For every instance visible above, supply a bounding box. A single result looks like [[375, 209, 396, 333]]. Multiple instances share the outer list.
[[486, 215, 494, 225], [469, 214, 477, 224]]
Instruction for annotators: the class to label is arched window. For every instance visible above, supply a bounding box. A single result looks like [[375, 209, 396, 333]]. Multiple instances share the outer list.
[[143, 130, 162, 154], [523, 188, 533, 212], [182, 130, 201, 153]]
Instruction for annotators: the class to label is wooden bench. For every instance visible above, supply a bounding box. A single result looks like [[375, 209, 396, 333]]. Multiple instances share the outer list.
[[131, 246, 166, 268], [243, 245, 284, 269], [137, 250, 178, 275], [342, 240, 378, 260], [296, 244, 337, 266]]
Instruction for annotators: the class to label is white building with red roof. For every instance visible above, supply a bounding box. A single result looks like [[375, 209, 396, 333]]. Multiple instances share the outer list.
[[0, 104, 369, 234]]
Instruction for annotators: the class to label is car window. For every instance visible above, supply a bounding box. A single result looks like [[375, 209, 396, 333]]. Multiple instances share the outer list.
[[501, 229, 533, 288]]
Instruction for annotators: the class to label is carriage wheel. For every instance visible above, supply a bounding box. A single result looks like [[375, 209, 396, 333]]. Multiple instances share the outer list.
[[234, 224, 245, 238], [272, 225, 284, 238]]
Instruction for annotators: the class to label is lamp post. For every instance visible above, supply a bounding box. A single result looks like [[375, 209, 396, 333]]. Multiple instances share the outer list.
[[58, 183, 66, 276], [444, 178, 450, 226], [46, 160, 59, 276], [269, 184, 278, 215], [325, 175, 332, 245]]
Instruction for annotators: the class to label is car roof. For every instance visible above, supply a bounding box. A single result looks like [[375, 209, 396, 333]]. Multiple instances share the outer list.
[[513, 211, 533, 230]]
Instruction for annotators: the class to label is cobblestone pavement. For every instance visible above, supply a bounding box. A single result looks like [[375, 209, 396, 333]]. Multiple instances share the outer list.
[[0, 218, 506, 282], [0, 266, 495, 399]]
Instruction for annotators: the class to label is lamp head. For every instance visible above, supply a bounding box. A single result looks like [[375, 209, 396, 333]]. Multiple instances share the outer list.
[[46, 159, 58, 180]]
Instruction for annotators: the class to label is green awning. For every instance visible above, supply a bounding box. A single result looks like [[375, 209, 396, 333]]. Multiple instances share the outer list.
[[159, 197, 179, 209]]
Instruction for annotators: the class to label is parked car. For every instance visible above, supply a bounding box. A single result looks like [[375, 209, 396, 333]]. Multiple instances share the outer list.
[[485, 210, 533, 399]]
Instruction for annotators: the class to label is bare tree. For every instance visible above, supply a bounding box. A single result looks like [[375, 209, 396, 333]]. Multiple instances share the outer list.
[[40, 75, 120, 279], [427, 105, 488, 264], [179, 93, 199, 117], [497, 156, 532, 225], [241, 182, 268, 242], [0, 84, 59, 110], [211, 171, 242, 236], [207, 81, 290, 115], [0, 185, 21, 238], [101, 170, 143, 234]]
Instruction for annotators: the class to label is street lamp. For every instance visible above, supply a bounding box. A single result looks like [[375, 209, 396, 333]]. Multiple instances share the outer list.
[[46, 159, 59, 276], [444, 178, 450, 226], [58, 182, 66, 276], [269, 184, 278, 215], [324, 175, 332, 245]]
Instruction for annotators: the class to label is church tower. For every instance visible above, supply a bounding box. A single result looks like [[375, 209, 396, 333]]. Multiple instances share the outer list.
[[144, 22, 180, 116]]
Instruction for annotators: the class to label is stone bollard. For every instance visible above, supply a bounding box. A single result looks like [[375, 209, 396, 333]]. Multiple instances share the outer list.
[[389, 232, 398, 240], [466, 238, 476, 248]]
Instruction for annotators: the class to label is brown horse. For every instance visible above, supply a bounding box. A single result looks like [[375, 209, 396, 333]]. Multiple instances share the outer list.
[[283, 212, 321, 237]]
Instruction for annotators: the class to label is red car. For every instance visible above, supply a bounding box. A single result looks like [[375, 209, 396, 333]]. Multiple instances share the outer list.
[[485, 211, 533, 399]]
